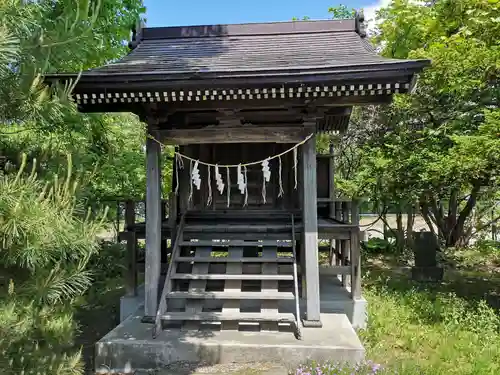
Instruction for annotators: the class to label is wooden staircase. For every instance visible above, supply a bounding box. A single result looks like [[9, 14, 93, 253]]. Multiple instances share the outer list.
[[154, 212, 302, 339]]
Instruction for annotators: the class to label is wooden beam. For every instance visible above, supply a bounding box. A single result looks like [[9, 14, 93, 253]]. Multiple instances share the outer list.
[[301, 135, 322, 327], [159, 125, 315, 144], [76, 95, 394, 115], [145, 125, 162, 317]]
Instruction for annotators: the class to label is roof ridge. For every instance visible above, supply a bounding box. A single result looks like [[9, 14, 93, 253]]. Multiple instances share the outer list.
[[127, 12, 368, 49], [127, 20, 361, 49]]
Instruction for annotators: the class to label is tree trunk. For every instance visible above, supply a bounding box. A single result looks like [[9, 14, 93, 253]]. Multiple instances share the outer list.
[[395, 209, 405, 252], [406, 204, 415, 250], [420, 183, 481, 248]]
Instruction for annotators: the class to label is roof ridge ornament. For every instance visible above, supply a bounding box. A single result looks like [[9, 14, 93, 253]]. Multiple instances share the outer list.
[[354, 10, 367, 38], [129, 19, 145, 50]]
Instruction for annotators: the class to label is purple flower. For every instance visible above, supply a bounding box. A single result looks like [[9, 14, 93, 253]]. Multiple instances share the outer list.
[[371, 363, 382, 373]]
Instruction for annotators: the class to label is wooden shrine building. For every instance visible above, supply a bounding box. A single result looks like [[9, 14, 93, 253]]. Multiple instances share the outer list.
[[46, 14, 428, 339]]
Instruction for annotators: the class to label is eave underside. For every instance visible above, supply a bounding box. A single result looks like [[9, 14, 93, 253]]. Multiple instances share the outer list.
[[60, 73, 412, 141]]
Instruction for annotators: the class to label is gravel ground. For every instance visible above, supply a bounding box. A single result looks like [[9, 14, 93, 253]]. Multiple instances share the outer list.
[[136, 361, 289, 375]]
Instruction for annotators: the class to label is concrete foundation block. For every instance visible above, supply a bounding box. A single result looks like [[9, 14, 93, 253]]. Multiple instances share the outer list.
[[95, 312, 365, 374], [119, 284, 145, 323], [317, 297, 368, 329]]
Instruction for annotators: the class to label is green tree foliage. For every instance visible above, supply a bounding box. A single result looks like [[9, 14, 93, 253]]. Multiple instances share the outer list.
[[328, 4, 356, 19], [0, 0, 162, 201], [340, 0, 500, 248], [0, 155, 108, 374], [293, 4, 355, 21], [0, 1, 147, 374]]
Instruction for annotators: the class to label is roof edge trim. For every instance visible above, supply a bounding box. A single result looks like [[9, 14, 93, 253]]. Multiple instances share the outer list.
[[139, 19, 357, 41], [44, 59, 430, 84]]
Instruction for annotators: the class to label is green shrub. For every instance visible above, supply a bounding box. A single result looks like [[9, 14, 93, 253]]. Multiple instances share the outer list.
[[0, 155, 107, 375], [362, 238, 396, 255]]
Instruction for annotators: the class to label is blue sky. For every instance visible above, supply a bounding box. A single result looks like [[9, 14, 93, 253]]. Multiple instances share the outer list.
[[143, 0, 383, 27]]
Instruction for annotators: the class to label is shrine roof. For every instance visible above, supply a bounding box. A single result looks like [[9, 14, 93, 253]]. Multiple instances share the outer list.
[[46, 17, 429, 87], [44, 14, 430, 113]]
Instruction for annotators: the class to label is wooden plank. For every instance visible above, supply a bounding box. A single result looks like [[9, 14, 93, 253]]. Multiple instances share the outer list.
[[301, 135, 321, 326], [351, 200, 360, 226], [124, 231, 138, 297], [319, 265, 351, 276], [168, 192, 177, 227], [341, 239, 348, 287], [159, 125, 315, 145], [317, 197, 336, 203], [153, 215, 185, 337], [178, 145, 191, 214], [124, 200, 137, 297], [328, 239, 335, 266], [261, 247, 279, 331], [172, 273, 293, 280], [350, 230, 362, 299], [183, 247, 211, 330], [328, 142, 335, 219], [162, 312, 295, 322], [222, 246, 243, 330], [145, 128, 162, 317], [175, 257, 293, 263], [182, 232, 296, 241], [179, 240, 292, 247], [183, 224, 292, 232], [167, 291, 295, 300], [186, 209, 300, 218]]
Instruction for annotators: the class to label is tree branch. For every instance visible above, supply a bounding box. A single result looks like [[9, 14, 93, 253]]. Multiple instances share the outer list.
[[420, 202, 438, 237], [471, 215, 500, 236], [454, 182, 481, 233], [0, 127, 35, 135], [429, 196, 447, 237]]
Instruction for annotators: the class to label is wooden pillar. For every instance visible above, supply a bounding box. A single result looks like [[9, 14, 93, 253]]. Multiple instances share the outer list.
[[116, 200, 121, 243], [178, 145, 192, 214], [341, 202, 350, 286], [350, 200, 362, 299], [328, 141, 335, 219], [301, 135, 322, 327], [145, 125, 162, 317], [161, 200, 169, 264], [125, 200, 137, 297]]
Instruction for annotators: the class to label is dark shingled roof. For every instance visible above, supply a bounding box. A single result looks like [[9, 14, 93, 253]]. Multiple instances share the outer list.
[[47, 18, 429, 84]]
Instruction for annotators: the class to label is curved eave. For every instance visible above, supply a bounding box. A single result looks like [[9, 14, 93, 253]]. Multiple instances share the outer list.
[[45, 59, 429, 91], [43, 60, 429, 114]]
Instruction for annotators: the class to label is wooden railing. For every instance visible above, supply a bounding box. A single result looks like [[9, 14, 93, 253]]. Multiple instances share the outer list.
[[152, 213, 186, 339], [317, 198, 359, 225]]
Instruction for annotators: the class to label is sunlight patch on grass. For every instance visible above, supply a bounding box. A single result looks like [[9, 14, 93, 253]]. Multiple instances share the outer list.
[[359, 274, 500, 375]]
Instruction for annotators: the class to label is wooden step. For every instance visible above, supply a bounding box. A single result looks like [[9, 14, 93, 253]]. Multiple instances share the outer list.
[[175, 256, 294, 263], [167, 291, 295, 300], [183, 224, 292, 233], [171, 273, 293, 281], [179, 240, 292, 247], [185, 210, 299, 218], [161, 311, 296, 323]]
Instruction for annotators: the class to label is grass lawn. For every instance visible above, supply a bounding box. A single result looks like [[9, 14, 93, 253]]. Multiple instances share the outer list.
[[78, 243, 500, 375], [302, 245, 500, 375]]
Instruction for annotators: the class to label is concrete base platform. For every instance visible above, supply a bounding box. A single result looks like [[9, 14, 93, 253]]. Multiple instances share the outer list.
[[119, 284, 145, 322], [118, 274, 368, 330], [95, 312, 364, 374], [317, 271, 368, 329]]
